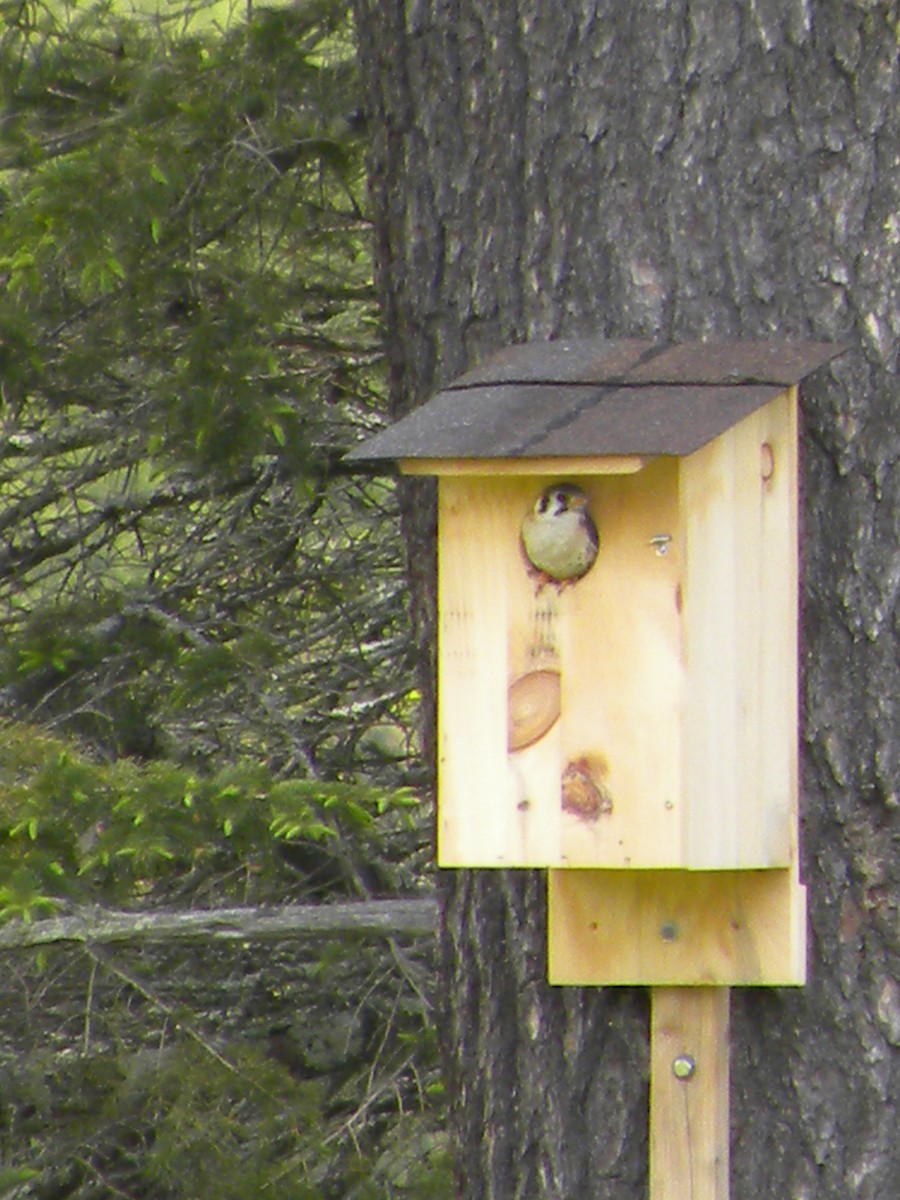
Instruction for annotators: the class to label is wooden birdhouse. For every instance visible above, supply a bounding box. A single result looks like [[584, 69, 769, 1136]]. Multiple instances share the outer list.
[[346, 338, 841, 989]]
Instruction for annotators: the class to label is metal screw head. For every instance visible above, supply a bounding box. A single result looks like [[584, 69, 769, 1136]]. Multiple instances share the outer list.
[[672, 1054, 696, 1081], [649, 534, 672, 556]]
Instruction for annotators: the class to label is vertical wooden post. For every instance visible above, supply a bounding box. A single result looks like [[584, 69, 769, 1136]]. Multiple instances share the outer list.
[[650, 987, 730, 1200]]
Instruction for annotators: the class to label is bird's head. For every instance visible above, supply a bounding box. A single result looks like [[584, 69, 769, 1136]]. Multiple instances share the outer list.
[[535, 483, 588, 518]]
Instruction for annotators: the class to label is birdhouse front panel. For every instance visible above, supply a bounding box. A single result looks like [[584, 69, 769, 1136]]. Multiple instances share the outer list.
[[435, 388, 799, 873], [436, 461, 687, 869]]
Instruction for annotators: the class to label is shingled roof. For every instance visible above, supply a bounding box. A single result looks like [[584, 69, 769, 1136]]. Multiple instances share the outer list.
[[345, 338, 843, 464]]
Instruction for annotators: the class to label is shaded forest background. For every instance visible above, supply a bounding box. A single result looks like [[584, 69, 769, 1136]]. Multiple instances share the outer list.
[[0, 2, 450, 1197]]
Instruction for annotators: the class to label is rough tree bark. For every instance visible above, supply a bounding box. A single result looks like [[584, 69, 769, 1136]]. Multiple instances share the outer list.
[[353, 2, 900, 1197]]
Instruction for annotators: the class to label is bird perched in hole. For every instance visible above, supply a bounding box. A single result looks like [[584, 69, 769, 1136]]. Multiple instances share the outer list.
[[521, 483, 599, 587]]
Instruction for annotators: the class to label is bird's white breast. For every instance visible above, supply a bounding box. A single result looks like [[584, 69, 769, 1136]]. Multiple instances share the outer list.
[[522, 509, 595, 579]]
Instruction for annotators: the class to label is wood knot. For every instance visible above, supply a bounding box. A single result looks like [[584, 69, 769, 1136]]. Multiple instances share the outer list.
[[562, 757, 613, 821]]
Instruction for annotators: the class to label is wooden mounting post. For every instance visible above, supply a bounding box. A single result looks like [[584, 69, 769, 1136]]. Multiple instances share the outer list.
[[650, 987, 730, 1200]]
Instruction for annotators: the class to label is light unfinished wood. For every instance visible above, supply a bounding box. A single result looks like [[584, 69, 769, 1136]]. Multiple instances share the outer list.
[[546, 867, 806, 986], [759, 387, 800, 865], [650, 987, 730, 1200], [679, 388, 797, 868], [558, 461, 684, 867], [436, 477, 514, 865], [437, 476, 571, 865], [436, 467, 687, 868], [400, 455, 647, 477], [505, 477, 564, 862], [506, 727, 564, 862]]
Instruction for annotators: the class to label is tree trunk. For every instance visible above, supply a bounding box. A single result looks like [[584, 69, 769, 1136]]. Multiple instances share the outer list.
[[354, 2, 900, 1196]]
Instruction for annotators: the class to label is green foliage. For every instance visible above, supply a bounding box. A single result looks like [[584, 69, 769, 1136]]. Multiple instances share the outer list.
[[0, 0, 406, 773], [0, 719, 425, 918], [0, 2, 445, 1197]]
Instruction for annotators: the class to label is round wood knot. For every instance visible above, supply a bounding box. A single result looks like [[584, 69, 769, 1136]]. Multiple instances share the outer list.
[[507, 669, 561, 751]]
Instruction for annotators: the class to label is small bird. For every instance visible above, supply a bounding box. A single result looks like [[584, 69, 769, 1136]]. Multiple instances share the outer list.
[[521, 483, 599, 586]]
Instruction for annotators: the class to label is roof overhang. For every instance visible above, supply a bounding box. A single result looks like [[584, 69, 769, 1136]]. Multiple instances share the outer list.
[[345, 338, 845, 468]]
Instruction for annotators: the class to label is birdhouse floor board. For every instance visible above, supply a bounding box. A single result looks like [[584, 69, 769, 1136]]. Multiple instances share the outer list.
[[547, 868, 806, 986]]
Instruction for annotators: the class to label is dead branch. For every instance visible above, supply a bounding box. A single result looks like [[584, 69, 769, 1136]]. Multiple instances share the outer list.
[[0, 897, 438, 952]]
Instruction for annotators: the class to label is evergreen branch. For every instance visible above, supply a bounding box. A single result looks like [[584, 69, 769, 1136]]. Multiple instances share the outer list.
[[0, 470, 258, 580]]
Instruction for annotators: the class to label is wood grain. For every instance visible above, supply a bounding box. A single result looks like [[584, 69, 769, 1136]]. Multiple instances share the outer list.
[[679, 389, 797, 867], [558, 459, 684, 866], [547, 867, 806, 986], [650, 987, 730, 1200], [401, 455, 647, 476], [436, 476, 513, 864]]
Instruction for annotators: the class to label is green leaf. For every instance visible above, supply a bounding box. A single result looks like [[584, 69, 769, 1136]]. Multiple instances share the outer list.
[[0, 1166, 41, 1192]]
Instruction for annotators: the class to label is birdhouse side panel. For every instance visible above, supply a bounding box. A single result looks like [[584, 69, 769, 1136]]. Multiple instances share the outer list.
[[758, 387, 799, 866], [679, 390, 798, 869]]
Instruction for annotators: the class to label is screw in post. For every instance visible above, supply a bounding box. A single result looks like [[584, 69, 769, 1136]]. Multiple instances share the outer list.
[[672, 1054, 696, 1081]]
